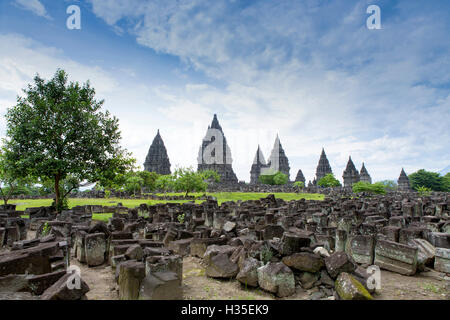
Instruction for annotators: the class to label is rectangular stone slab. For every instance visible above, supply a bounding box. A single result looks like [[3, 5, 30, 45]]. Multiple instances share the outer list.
[[374, 239, 418, 276]]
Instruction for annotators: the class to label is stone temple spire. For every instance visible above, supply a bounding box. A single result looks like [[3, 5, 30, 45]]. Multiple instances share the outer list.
[[343, 156, 360, 187], [359, 162, 372, 184], [197, 114, 238, 183], [315, 148, 333, 183], [250, 145, 266, 184], [144, 129, 171, 175], [397, 168, 411, 191], [263, 134, 290, 180], [295, 169, 306, 185]]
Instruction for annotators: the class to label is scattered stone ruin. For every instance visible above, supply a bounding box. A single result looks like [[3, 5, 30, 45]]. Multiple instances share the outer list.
[[1, 191, 448, 300]]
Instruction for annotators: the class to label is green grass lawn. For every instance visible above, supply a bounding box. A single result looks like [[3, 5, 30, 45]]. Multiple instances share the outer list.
[[11, 192, 323, 222]]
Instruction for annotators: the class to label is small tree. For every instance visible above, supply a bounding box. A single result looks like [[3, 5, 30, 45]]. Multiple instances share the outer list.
[[137, 171, 160, 192], [125, 174, 144, 197], [173, 167, 220, 196], [155, 174, 175, 194], [4, 69, 132, 212], [259, 171, 288, 185], [416, 186, 432, 197], [293, 181, 305, 193], [317, 173, 341, 187]]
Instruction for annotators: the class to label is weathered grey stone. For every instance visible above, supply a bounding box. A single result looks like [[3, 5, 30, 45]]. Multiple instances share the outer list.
[[324, 252, 357, 279], [205, 252, 239, 278], [279, 232, 311, 255], [125, 244, 143, 261], [236, 257, 261, 287], [281, 252, 324, 273], [27, 270, 66, 295], [223, 221, 237, 232], [299, 271, 319, 290], [41, 272, 90, 300], [428, 232, 450, 249], [434, 247, 450, 273], [257, 262, 295, 298], [374, 239, 418, 276], [85, 233, 106, 267], [346, 235, 375, 265], [118, 260, 145, 300], [335, 272, 373, 300], [168, 238, 192, 256], [408, 239, 435, 271], [139, 271, 182, 300]]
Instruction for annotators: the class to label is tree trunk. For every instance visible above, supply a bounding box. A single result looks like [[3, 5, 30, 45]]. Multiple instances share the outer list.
[[55, 174, 61, 213]]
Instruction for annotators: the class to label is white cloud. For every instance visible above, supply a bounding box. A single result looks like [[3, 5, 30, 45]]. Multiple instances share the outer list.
[[3, 0, 450, 184], [14, 0, 52, 20], [85, 0, 450, 182]]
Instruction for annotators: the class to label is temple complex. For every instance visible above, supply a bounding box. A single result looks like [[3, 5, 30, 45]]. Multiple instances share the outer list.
[[314, 148, 333, 183], [398, 168, 411, 191], [197, 114, 238, 183], [143, 130, 171, 175], [359, 162, 372, 184], [342, 156, 360, 187]]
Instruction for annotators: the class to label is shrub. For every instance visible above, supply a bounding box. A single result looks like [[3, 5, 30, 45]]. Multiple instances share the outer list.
[[352, 181, 386, 195]]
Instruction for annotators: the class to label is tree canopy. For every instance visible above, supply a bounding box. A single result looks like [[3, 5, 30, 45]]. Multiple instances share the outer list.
[[317, 173, 341, 187], [3, 69, 132, 211], [258, 171, 289, 185], [408, 169, 447, 192]]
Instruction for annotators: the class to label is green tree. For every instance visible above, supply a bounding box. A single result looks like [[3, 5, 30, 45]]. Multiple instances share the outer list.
[[3, 69, 131, 212], [317, 173, 341, 187], [352, 181, 386, 195], [258, 171, 288, 185], [137, 171, 160, 192], [408, 169, 444, 191], [293, 181, 305, 192], [125, 174, 144, 196], [173, 167, 220, 196], [155, 174, 175, 194], [0, 149, 34, 204], [377, 180, 398, 191], [443, 173, 450, 192]]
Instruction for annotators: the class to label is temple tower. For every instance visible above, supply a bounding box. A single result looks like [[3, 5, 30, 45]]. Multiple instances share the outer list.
[[250, 145, 266, 184], [261, 135, 290, 180], [343, 156, 360, 187], [315, 148, 333, 183], [359, 162, 372, 184], [197, 114, 238, 183], [144, 130, 171, 175], [397, 168, 411, 191], [295, 169, 306, 185]]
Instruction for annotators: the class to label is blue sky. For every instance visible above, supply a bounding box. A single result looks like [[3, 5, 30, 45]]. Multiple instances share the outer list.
[[0, 0, 449, 183]]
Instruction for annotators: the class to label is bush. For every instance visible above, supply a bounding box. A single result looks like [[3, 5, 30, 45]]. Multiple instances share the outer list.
[[416, 186, 432, 196], [317, 174, 341, 187], [352, 181, 386, 195], [258, 171, 289, 185]]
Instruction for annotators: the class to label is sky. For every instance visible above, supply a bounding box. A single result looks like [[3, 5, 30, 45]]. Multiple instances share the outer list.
[[0, 0, 449, 183]]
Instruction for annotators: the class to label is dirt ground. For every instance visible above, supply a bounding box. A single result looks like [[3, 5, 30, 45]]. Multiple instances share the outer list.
[[13, 230, 449, 300], [69, 255, 449, 300]]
